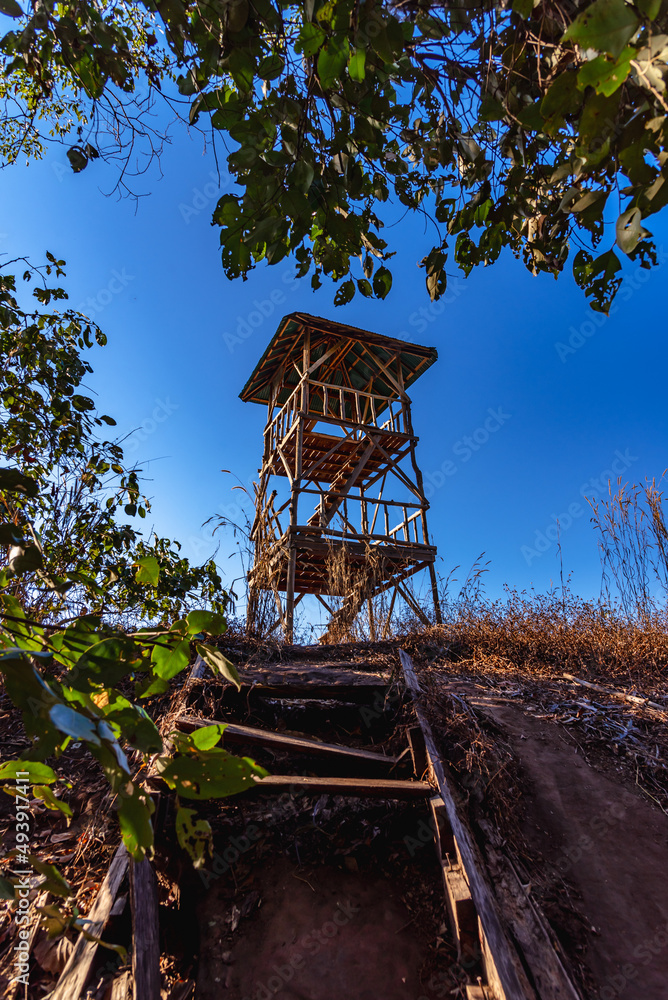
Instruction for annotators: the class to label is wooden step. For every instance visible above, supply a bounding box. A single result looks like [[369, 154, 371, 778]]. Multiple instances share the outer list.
[[251, 774, 432, 799], [176, 716, 400, 767], [234, 663, 389, 686]]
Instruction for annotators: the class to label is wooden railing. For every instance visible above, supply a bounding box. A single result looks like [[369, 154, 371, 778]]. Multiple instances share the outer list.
[[308, 379, 407, 434], [265, 378, 409, 455], [301, 489, 426, 545]]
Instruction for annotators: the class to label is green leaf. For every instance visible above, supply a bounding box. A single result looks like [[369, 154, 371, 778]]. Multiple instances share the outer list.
[[19, 855, 72, 897], [175, 804, 212, 867], [228, 49, 255, 92], [0, 467, 38, 497], [357, 278, 373, 297], [0, 0, 23, 17], [0, 760, 57, 784], [318, 37, 348, 90], [0, 523, 25, 545], [189, 723, 227, 751], [135, 556, 160, 586], [258, 53, 284, 80], [636, 0, 661, 16], [185, 610, 226, 635], [296, 22, 326, 56], [291, 160, 314, 195], [373, 266, 392, 299], [116, 781, 155, 860], [196, 643, 241, 688], [150, 637, 190, 681], [512, 0, 534, 17], [616, 206, 643, 253], [348, 48, 366, 82], [334, 279, 355, 305], [8, 544, 43, 575], [73, 637, 141, 690], [49, 704, 101, 744], [577, 49, 633, 95], [32, 785, 73, 817], [66, 146, 89, 173], [563, 0, 639, 59], [155, 749, 267, 799], [540, 72, 580, 131], [0, 877, 16, 899]]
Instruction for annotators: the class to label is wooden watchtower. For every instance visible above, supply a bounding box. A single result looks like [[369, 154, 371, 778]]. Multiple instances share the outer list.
[[240, 313, 442, 641]]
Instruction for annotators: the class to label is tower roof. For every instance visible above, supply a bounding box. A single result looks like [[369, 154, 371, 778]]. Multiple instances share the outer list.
[[239, 312, 438, 407]]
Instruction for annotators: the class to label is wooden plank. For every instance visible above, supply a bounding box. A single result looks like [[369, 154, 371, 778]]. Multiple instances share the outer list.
[[430, 798, 481, 968], [50, 844, 128, 1000], [230, 663, 389, 685], [562, 672, 667, 714], [399, 650, 536, 1000], [176, 716, 399, 766], [130, 858, 160, 1000], [251, 774, 432, 799], [408, 725, 428, 780]]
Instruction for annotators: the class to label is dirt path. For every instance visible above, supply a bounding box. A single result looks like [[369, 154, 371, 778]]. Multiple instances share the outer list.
[[467, 691, 668, 1000]]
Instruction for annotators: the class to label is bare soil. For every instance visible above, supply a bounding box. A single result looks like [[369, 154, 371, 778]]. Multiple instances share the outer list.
[[439, 681, 668, 1000]]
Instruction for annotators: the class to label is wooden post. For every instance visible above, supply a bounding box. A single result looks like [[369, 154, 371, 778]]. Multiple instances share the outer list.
[[285, 543, 297, 642], [130, 858, 161, 1000]]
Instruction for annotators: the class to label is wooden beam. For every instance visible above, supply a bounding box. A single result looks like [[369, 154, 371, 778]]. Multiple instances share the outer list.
[[130, 858, 161, 1000], [398, 650, 536, 1000], [50, 845, 128, 1000], [175, 716, 400, 766], [251, 774, 432, 799]]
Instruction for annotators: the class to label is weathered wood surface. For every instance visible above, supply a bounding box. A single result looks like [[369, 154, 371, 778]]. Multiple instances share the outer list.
[[251, 774, 432, 799], [430, 799, 480, 967], [399, 649, 536, 1000], [563, 672, 667, 714], [241, 658, 391, 673], [176, 716, 400, 766], [403, 651, 583, 1000], [227, 662, 389, 686], [50, 844, 128, 1000], [130, 858, 160, 1000]]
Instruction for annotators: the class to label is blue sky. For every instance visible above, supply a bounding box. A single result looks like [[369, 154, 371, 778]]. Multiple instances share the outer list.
[[2, 120, 668, 625]]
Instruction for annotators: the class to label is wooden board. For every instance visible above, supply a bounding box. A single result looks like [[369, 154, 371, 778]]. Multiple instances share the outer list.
[[130, 858, 160, 1000], [251, 774, 432, 799], [232, 663, 389, 686], [176, 716, 400, 766], [402, 652, 583, 1000], [50, 844, 128, 1000], [399, 650, 536, 1000]]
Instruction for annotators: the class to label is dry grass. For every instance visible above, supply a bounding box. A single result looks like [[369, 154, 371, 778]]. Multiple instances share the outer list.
[[397, 591, 668, 692]]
